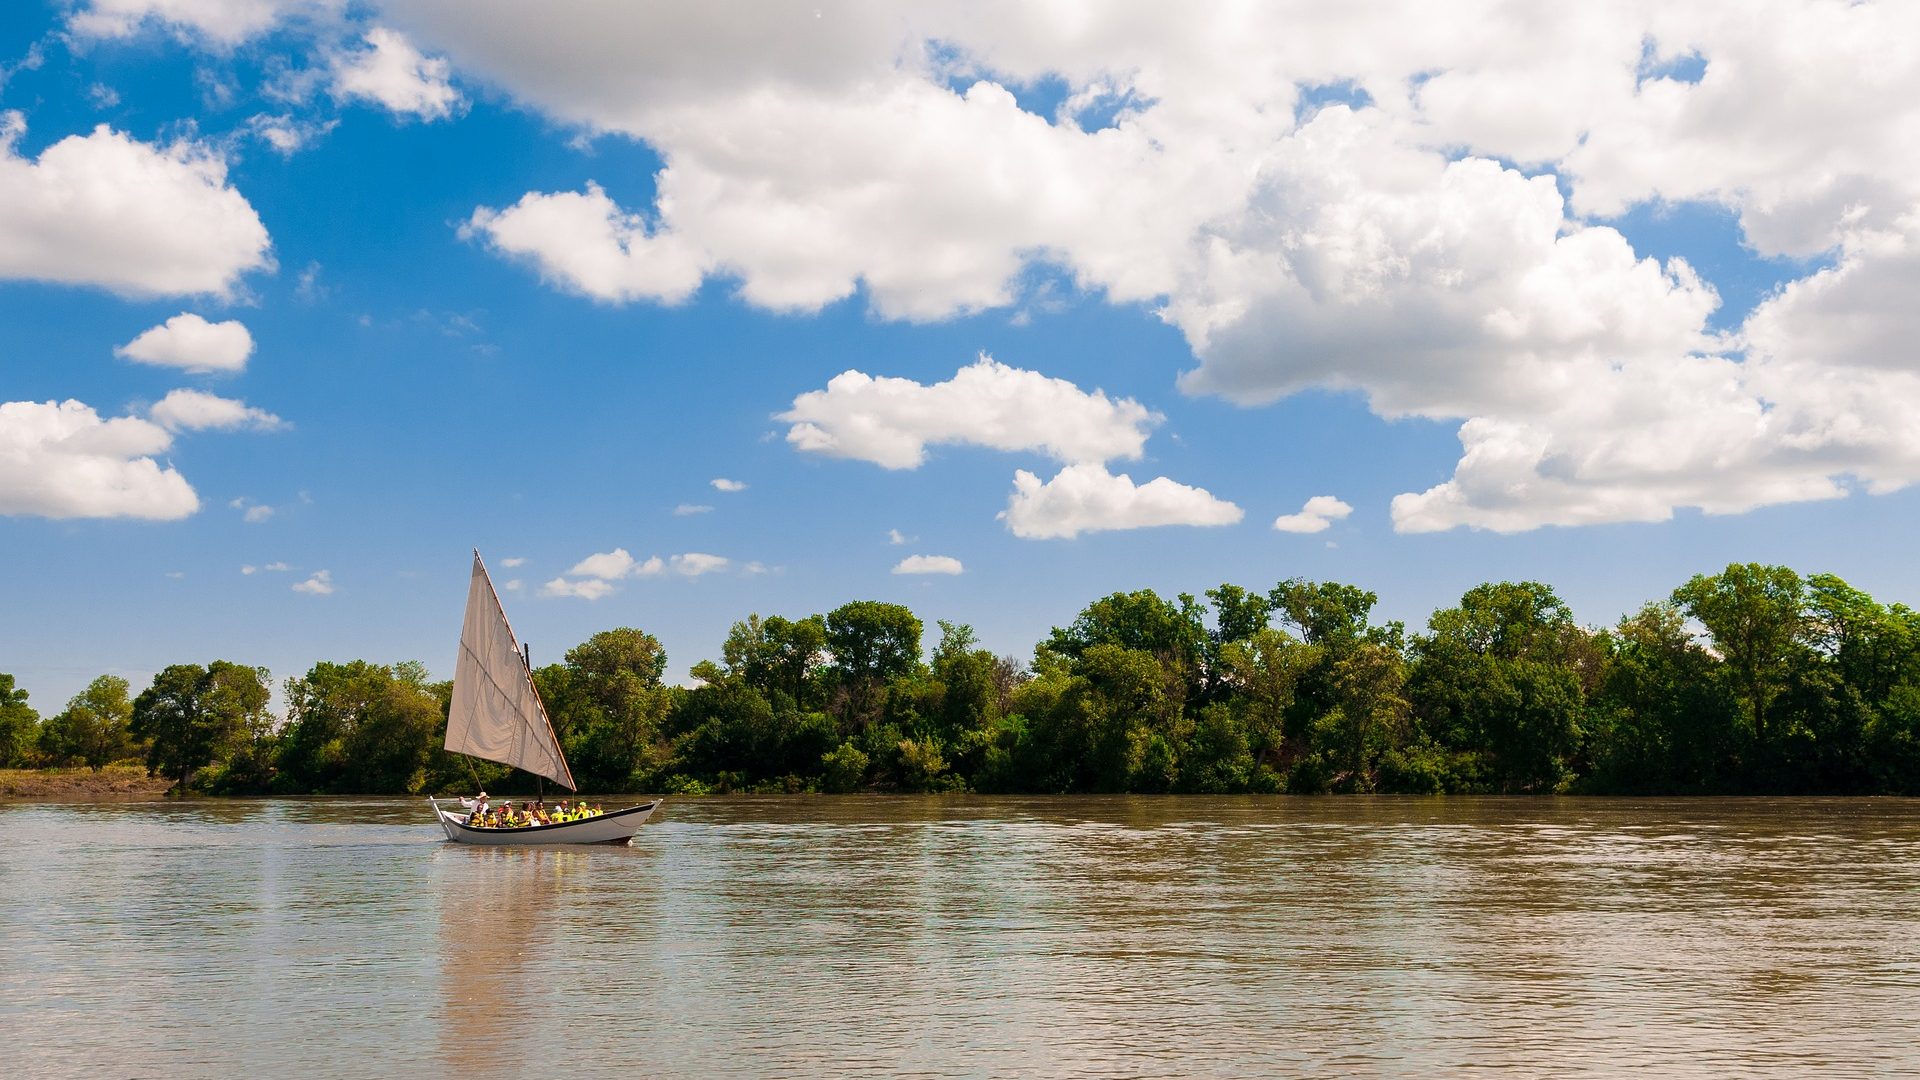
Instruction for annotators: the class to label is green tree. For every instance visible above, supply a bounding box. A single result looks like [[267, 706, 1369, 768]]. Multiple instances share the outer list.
[[1043, 589, 1206, 672], [825, 600, 923, 726], [553, 628, 673, 789], [280, 660, 442, 793], [1409, 582, 1588, 792], [1271, 579, 1401, 649], [130, 662, 271, 788], [1673, 563, 1806, 740], [1586, 603, 1741, 792], [40, 675, 137, 769], [1215, 627, 1316, 775], [719, 613, 829, 710], [0, 673, 40, 767]]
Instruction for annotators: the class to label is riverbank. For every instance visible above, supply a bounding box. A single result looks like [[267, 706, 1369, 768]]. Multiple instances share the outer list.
[[0, 766, 172, 800]]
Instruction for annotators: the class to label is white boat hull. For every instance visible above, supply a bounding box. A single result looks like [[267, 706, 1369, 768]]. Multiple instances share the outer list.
[[431, 799, 661, 845]]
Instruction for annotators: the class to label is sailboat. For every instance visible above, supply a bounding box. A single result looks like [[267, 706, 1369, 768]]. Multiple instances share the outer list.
[[428, 551, 662, 845]]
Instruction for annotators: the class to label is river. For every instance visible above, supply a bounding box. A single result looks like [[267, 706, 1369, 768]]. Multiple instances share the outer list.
[[1, 796, 1916, 1078]]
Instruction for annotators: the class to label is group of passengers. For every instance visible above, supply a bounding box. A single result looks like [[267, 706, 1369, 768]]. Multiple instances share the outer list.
[[466, 793, 604, 829]]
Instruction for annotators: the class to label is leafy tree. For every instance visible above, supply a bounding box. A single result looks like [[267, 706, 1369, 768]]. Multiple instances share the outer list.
[[1673, 563, 1806, 740], [553, 628, 673, 789], [1215, 627, 1315, 775], [1271, 579, 1400, 650], [130, 662, 271, 787], [1410, 582, 1587, 792], [1586, 603, 1741, 792], [1044, 589, 1206, 670], [719, 613, 829, 709], [40, 675, 137, 769], [0, 673, 40, 767], [825, 600, 923, 726]]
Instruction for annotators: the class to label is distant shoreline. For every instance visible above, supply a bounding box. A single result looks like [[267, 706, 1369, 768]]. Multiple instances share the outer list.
[[0, 766, 172, 800]]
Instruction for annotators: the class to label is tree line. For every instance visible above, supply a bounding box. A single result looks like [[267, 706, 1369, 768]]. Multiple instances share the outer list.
[[3, 562, 1917, 796]]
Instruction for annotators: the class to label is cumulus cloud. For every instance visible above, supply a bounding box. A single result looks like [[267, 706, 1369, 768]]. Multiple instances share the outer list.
[[292, 569, 333, 595], [887, 528, 910, 545], [463, 183, 708, 304], [711, 477, 746, 492], [263, 560, 289, 571], [1272, 495, 1353, 534], [149, 389, 283, 432], [1001, 464, 1244, 540], [329, 26, 462, 120], [66, 0, 318, 45], [500, 556, 525, 567], [243, 504, 274, 523], [0, 113, 271, 297], [781, 355, 1157, 469], [673, 503, 713, 515], [0, 399, 196, 519], [367, 3, 1920, 530], [893, 554, 963, 575], [540, 576, 613, 600], [115, 313, 254, 373], [671, 552, 729, 577], [565, 547, 660, 580]]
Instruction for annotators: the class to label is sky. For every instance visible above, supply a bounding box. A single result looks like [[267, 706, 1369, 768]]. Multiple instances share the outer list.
[[5, 1, 1920, 711]]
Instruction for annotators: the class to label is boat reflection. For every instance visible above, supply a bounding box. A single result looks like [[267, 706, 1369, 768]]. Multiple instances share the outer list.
[[435, 845, 588, 1071]]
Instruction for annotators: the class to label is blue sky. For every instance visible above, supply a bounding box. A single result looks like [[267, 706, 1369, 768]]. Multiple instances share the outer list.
[[5, 2, 1919, 710]]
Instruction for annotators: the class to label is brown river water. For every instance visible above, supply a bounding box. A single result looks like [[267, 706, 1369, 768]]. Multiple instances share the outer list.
[[1, 795, 1916, 1078]]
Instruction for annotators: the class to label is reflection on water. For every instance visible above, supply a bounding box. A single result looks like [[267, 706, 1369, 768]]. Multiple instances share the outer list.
[[2, 796, 1918, 1078]]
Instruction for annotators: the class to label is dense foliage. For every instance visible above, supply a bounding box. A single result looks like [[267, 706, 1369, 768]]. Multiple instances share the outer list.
[[7, 562, 1920, 796]]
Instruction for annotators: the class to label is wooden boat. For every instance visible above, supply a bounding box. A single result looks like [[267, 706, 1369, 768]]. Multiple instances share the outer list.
[[428, 551, 661, 845]]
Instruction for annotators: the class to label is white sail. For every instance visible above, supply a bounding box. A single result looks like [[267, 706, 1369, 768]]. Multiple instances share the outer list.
[[445, 552, 576, 790]]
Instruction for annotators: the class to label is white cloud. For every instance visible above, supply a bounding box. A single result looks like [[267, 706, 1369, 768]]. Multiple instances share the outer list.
[[887, 528, 910, 545], [292, 569, 333, 595], [500, 556, 525, 567], [781, 355, 1157, 469], [711, 477, 746, 492], [329, 26, 463, 121], [566, 547, 643, 580], [893, 554, 963, 575], [502, 578, 524, 592], [264, 560, 289, 571], [149, 389, 283, 432], [243, 504, 274, 523], [241, 564, 257, 575], [1564, 2, 1920, 258], [115, 313, 254, 373], [165, 570, 185, 579], [1272, 495, 1353, 534], [463, 183, 708, 304], [1001, 464, 1244, 540], [548, 547, 676, 598], [246, 113, 337, 157], [0, 113, 271, 297], [671, 552, 729, 577], [673, 503, 713, 515], [67, 0, 316, 45], [0, 399, 196, 519], [384, 3, 1920, 531], [540, 576, 613, 600]]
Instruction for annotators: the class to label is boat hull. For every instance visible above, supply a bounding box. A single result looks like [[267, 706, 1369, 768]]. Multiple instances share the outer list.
[[432, 799, 661, 845]]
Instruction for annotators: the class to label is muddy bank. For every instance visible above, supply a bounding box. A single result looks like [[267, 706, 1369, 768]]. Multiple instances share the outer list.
[[0, 766, 173, 800]]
